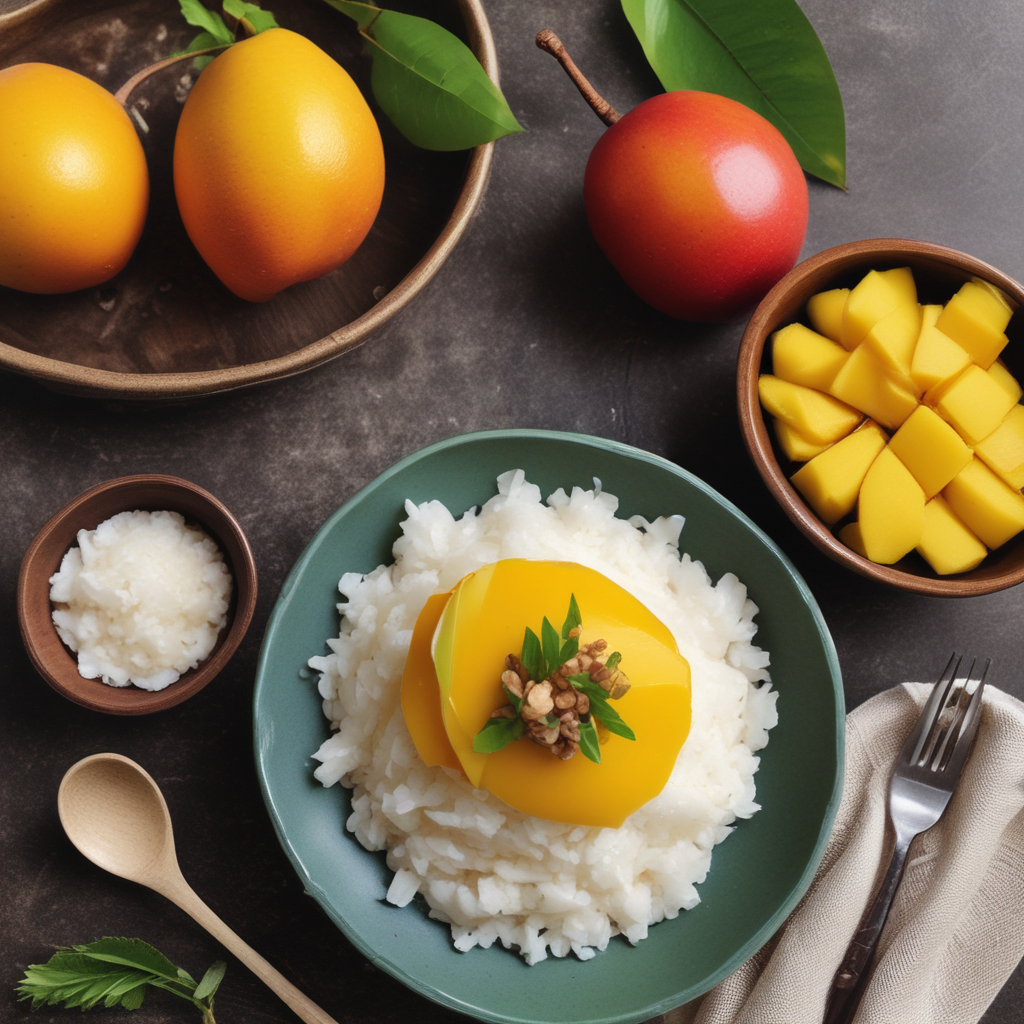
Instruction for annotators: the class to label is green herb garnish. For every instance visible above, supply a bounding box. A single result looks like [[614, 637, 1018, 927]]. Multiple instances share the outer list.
[[15, 938, 225, 1022], [472, 595, 634, 764]]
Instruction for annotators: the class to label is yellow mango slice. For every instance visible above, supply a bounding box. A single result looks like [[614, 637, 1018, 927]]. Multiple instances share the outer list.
[[773, 420, 831, 463], [858, 448, 926, 563], [934, 281, 1010, 369], [758, 375, 862, 445], [771, 322, 849, 391], [888, 405, 972, 499], [944, 458, 1024, 548], [910, 305, 971, 393], [863, 302, 922, 378], [933, 364, 1017, 444], [975, 404, 1024, 490], [425, 560, 692, 829], [917, 496, 988, 575], [402, 593, 464, 774], [841, 269, 912, 351], [828, 345, 918, 430], [806, 287, 849, 343], [790, 420, 887, 524], [988, 360, 1023, 403]]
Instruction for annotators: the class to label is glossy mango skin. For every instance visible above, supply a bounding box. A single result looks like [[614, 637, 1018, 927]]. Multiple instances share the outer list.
[[401, 560, 692, 829], [173, 29, 384, 303], [0, 64, 149, 294], [584, 91, 808, 323]]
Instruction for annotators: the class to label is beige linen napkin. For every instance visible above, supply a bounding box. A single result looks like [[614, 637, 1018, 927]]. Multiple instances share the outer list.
[[663, 682, 1024, 1024]]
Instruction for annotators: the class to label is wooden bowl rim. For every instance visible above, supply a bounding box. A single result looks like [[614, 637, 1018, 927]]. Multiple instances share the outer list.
[[0, 0, 497, 401], [737, 237, 1024, 597], [17, 473, 258, 713]]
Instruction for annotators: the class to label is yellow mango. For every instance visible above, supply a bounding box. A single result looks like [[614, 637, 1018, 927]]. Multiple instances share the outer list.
[[829, 344, 918, 430], [880, 267, 918, 306], [974, 404, 1024, 490], [944, 457, 1024, 548], [806, 287, 849, 343], [888, 405, 972, 499], [857, 448, 926, 563], [970, 276, 1015, 315], [910, 305, 971, 393], [863, 302, 922, 378], [773, 420, 832, 463], [841, 269, 912, 351], [988, 360, 1023, 403], [790, 420, 887, 524], [917, 496, 988, 575], [418, 560, 692, 829], [758, 374, 862, 445], [771, 322, 849, 391], [934, 280, 1010, 368], [838, 521, 867, 557], [933, 364, 1017, 444]]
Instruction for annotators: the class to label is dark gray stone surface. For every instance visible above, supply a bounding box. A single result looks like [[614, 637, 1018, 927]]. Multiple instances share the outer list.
[[2, 0, 1022, 1021]]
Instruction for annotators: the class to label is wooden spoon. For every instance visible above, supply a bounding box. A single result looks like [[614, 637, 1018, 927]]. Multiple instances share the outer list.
[[57, 752, 338, 1024]]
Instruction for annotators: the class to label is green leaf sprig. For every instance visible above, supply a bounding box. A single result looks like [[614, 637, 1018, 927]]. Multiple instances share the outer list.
[[176, 0, 279, 69], [472, 595, 634, 764], [15, 937, 226, 1023], [325, 0, 523, 150], [620, 0, 846, 188]]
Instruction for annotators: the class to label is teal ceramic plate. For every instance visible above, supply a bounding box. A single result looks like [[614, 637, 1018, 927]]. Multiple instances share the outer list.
[[253, 429, 843, 1024]]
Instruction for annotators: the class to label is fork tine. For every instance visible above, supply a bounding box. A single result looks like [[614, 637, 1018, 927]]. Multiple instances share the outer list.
[[905, 652, 961, 765], [938, 658, 989, 778], [930, 657, 976, 770]]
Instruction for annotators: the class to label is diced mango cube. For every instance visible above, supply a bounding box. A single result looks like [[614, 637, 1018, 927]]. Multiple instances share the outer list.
[[880, 267, 918, 306], [988, 360, 1023, 403], [842, 269, 915, 351], [758, 375, 862, 446], [944, 457, 1024, 548], [970, 276, 1015, 316], [910, 305, 971, 393], [857, 448, 926, 563], [773, 420, 832, 463], [934, 280, 1010, 368], [933, 364, 1017, 444], [888, 405, 972, 499], [916, 496, 988, 575], [838, 521, 867, 557], [863, 303, 922, 379], [790, 421, 888, 524], [829, 345, 919, 429], [772, 323, 849, 391], [806, 288, 849, 343], [974, 404, 1024, 490]]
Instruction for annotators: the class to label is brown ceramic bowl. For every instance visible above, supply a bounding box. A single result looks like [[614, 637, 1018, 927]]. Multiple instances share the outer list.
[[738, 238, 1024, 597], [18, 475, 258, 712], [0, 0, 496, 400]]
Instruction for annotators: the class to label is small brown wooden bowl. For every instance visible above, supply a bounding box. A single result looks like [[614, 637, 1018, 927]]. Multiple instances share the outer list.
[[0, 0, 496, 400], [18, 475, 258, 712], [737, 238, 1024, 597]]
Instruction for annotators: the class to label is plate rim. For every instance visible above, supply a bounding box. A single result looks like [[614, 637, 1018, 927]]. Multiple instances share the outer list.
[[253, 428, 845, 1023]]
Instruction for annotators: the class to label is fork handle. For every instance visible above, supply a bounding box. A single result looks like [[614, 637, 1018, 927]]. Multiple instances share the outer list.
[[824, 830, 915, 1024]]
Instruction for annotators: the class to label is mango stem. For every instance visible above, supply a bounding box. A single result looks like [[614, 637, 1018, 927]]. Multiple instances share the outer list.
[[535, 29, 621, 127], [113, 46, 232, 107]]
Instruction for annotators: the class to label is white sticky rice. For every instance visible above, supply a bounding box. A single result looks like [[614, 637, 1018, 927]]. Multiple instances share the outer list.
[[50, 510, 232, 691], [310, 471, 777, 964]]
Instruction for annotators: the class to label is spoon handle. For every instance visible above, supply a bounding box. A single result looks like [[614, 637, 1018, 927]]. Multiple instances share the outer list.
[[160, 875, 339, 1024]]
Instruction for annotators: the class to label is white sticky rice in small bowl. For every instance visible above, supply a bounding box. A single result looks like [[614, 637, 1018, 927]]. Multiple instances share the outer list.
[[309, 470, 777, 965]]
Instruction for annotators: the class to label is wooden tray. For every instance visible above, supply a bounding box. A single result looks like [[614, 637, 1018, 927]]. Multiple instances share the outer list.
[[0, 0, 495, 399]]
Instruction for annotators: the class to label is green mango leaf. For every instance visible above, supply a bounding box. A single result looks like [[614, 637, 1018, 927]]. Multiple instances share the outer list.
[[223, 0, 279, 34], [578, 719, 601, 764], [178, 0, 234, 43], [520, 627, 545, 683], [472, 715, 525, 754], [620, 0, 845, 188], [193, 960, 227, 1002], [561, 594, 582, 639], [325, 0, 523, 150]]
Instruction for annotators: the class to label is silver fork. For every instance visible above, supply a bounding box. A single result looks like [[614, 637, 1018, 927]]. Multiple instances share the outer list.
[[824, 653, 989, 1024]]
